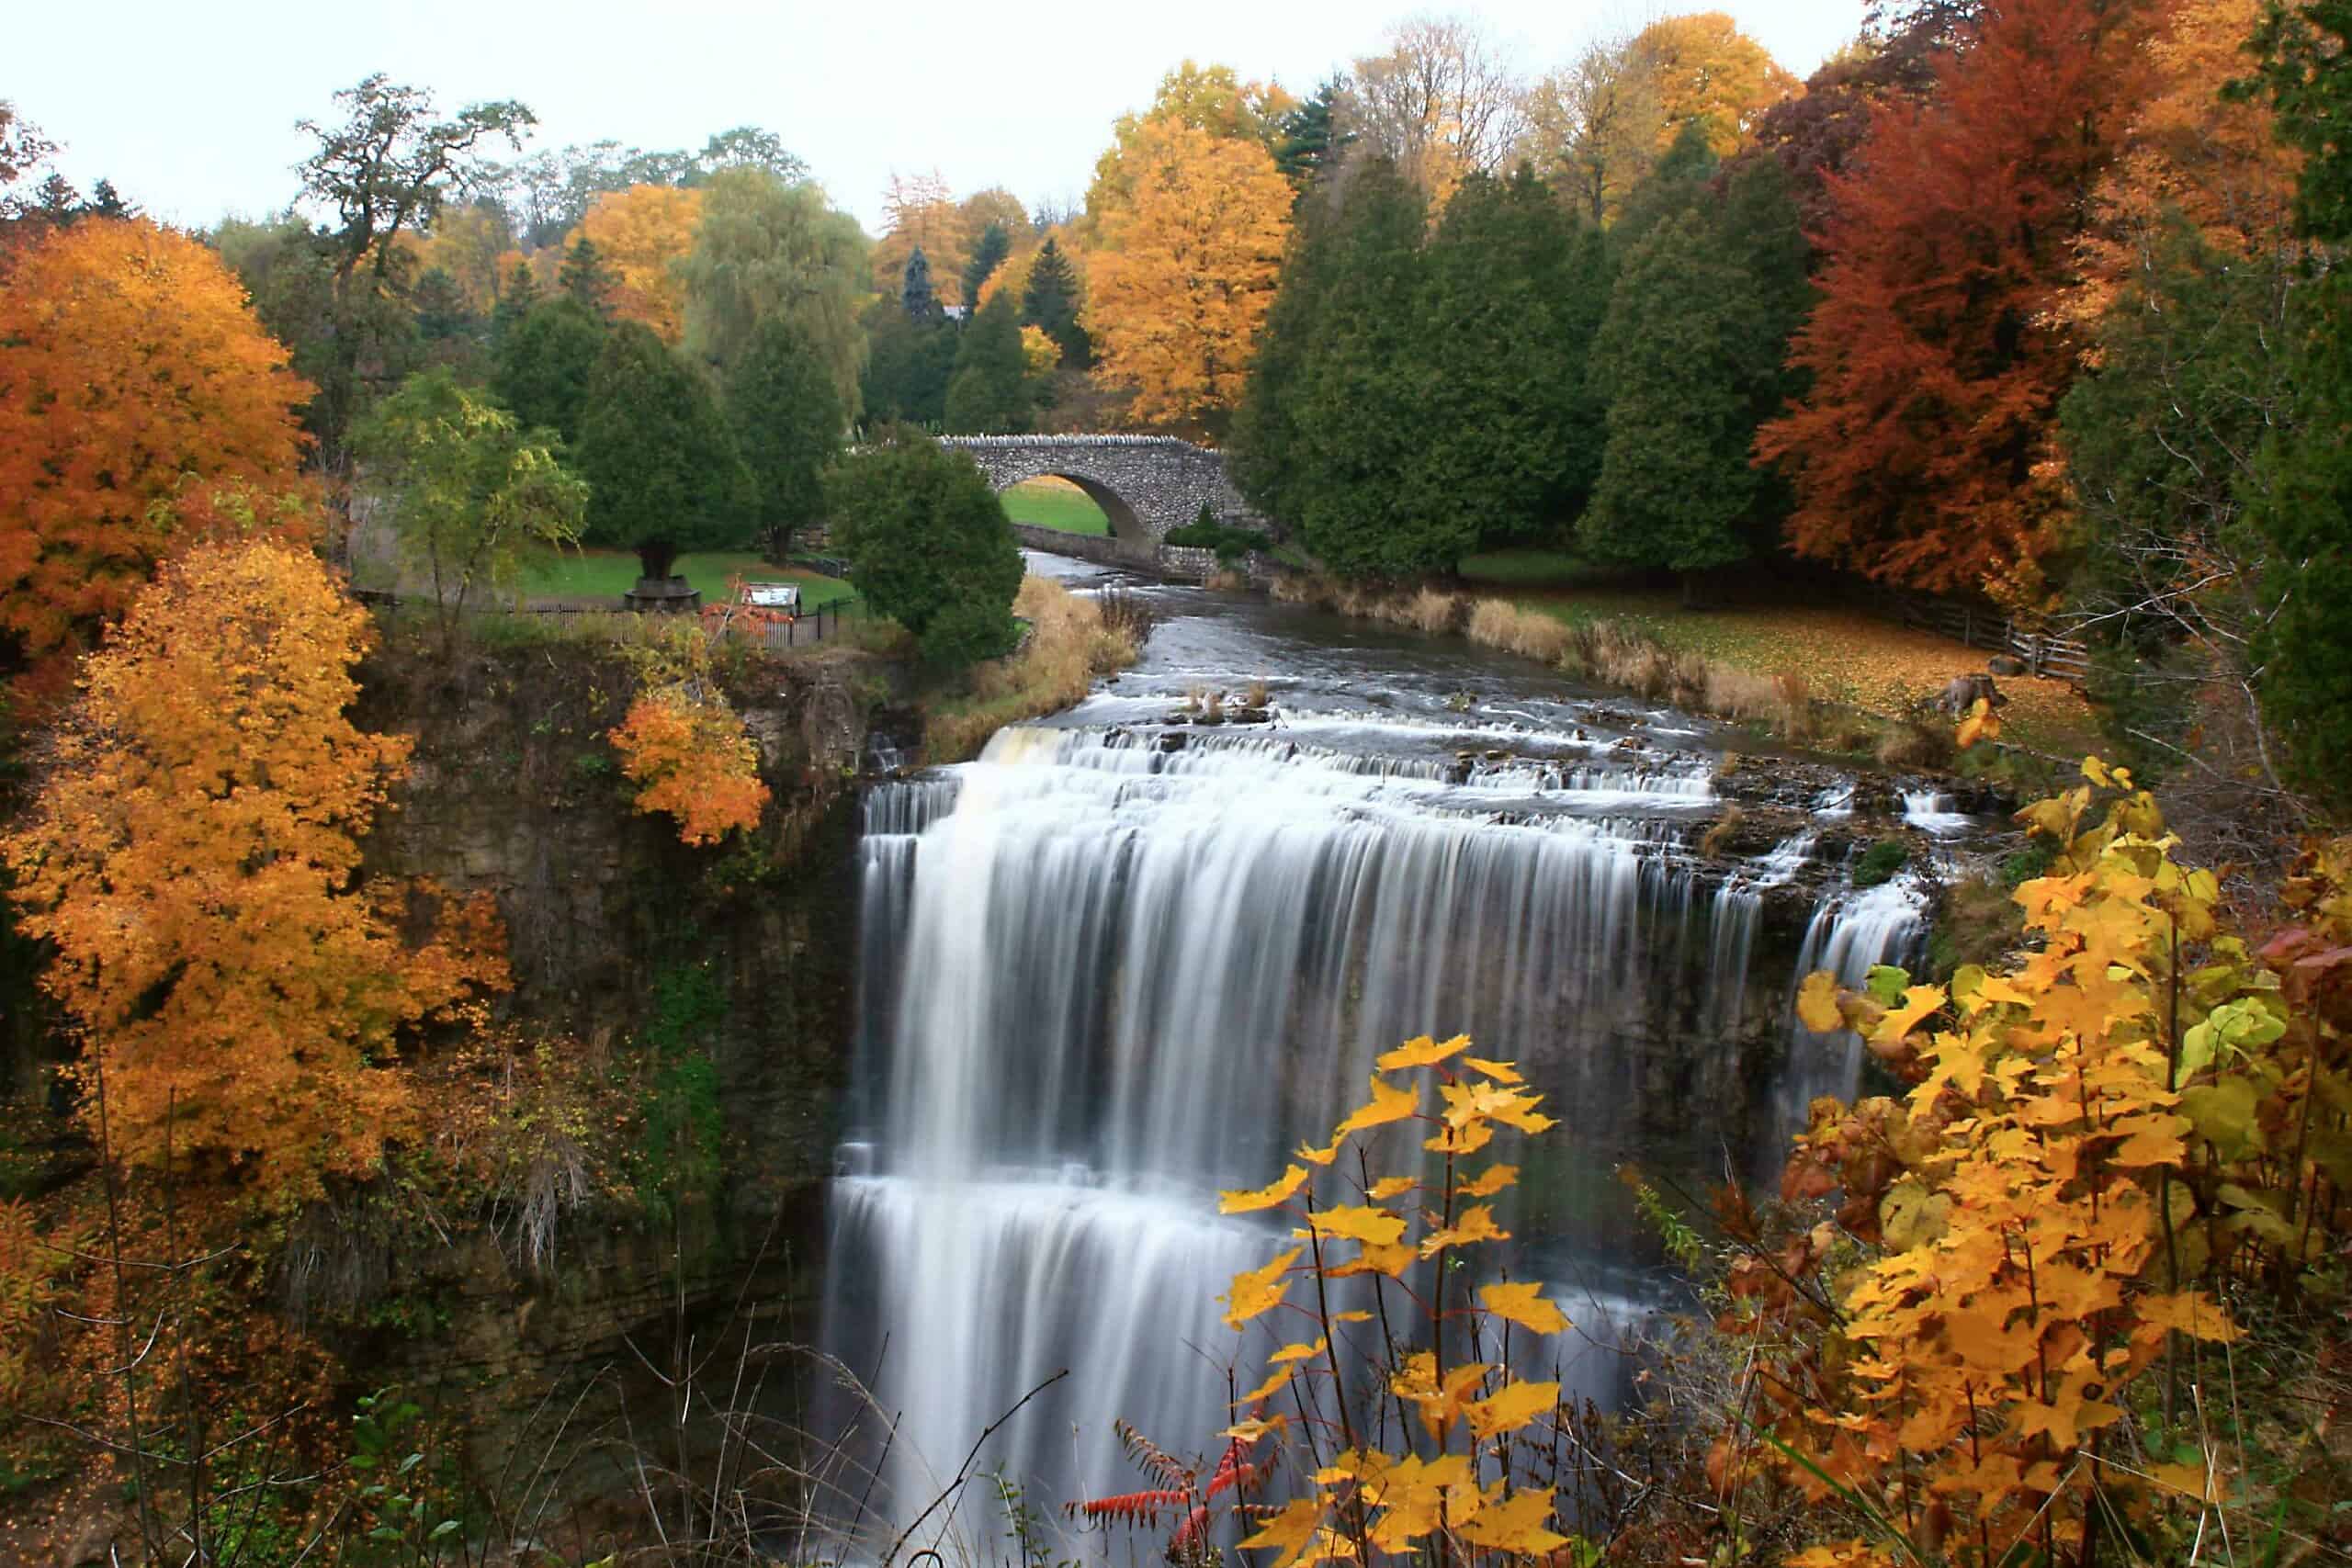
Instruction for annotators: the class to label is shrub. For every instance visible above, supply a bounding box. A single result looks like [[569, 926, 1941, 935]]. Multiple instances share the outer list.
[[1851, 837, 1909, 887]]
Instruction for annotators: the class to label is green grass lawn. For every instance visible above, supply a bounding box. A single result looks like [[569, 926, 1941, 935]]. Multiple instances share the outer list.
[[999, 478, 1112, 536], [515, 549, 858, 609]]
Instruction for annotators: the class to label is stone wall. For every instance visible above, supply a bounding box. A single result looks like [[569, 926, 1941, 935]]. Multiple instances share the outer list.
[[945, 434, 1271, 547]]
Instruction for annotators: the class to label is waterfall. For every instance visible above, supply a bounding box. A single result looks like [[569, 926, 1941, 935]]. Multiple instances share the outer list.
[[826, 712, 1912, 1540], [1901, 788, 1974, 836], [1770, 870, 1929, 1154]]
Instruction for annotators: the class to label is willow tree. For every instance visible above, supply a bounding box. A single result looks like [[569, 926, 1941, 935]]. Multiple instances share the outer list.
[[678, 167, 869, 413]]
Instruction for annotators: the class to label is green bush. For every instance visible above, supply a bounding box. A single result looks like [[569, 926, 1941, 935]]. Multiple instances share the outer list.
[[1852, 838, 1910, 888]]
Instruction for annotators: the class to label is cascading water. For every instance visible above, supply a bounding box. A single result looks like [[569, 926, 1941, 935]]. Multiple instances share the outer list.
[[820, 558, 1973, 1542]]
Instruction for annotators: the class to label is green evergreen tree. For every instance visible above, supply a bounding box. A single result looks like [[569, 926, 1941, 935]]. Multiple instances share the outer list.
[[1403, 169, 1604, 548], [559, 234, 616, 315], [961, 220, 1012, 308], [1018, 236, 1090, 367], [411, 266, 473, 342], [491, 298, 606, 447], [1286, 164, 1442, 578], [902, 244, 943, 323], [860, 297, 959, 427], [575, 321, 756, 581], [2238, 0, 2352, 802], [1273, 78, 1351, 191], [1579, 158, 1811, 597], [943, 292, 1033, 434], [491, 257, 541, 344], [822, 437, 1023, 665], [1230, 202, 1340, 529], [726, 315, 846, 559]]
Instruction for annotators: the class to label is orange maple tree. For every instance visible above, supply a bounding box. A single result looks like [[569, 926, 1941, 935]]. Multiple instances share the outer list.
[[1086, 117, 1293, 426], [1754, 0, 2136, 604], [609, 683, 771, 846], [0, 218, 316, 699], [1, 539, 508, 1199]]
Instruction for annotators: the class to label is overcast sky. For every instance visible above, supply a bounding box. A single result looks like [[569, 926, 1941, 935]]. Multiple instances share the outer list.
[[18, 0, 1867, 237]]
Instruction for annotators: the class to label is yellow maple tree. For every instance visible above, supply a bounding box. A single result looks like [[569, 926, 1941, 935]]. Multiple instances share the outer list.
[[0, 218, 315, 701], [2, 540, 510, 1199], [1743, 758, 2351, 1566], [1084, 117, 1292, 426], [573, 183, 705, 342], [1630, 11, 1801, 156]]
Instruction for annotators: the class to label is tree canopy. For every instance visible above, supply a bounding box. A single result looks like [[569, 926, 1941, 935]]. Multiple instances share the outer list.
[[823, 438, 1023, 665], [576, 321, 755, 578], [726, 315, 847, 558], [0, 218, 316, 698]]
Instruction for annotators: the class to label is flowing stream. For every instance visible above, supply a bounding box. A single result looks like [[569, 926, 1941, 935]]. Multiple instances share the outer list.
[[820, 555, 1965, 1536]]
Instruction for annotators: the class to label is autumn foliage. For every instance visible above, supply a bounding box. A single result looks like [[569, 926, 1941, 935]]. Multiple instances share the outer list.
[[1755, 0, 2132, 604], [1086, 118, 1293, 427], [572, 182, 703, 342], [2, 540, 509, 1198], [1724, 761, 2351, 1565], [1092, 1034, 1580, 1563], [609, 681, 770, 846], [0, 218, 316, 697]]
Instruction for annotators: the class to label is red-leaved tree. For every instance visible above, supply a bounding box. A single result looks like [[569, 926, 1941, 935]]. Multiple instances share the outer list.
[[1755, 0, 2140, 604]]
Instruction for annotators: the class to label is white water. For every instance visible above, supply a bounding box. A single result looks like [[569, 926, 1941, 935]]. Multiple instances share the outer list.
[[823, 579, 1969, 1540]]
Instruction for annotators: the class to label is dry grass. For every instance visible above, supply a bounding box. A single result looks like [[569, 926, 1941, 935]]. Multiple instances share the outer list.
[[922, 576, 1142, 761], [1270, 572, 1844, 745], [1877, 711, 1958, 770]]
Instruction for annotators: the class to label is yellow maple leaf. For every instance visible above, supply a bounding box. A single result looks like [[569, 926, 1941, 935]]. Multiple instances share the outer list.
[[1420, 1203, 1511, 1257], [1464, 1055, 1523, 1083], [1237, 1367, 1291, 1403], [1222, 1413, 1288, 1443], [1957, 695, 2002, 749], [1295, 1134, 1342, 1166], [1365, 1175, 1417, 1201], [1454, 1163, 1518, 1198], [2136, 1289, 2244, 1342], [1300, 1204, 1407, 1246], [1268, 1336, 1329, 1365], [1375, 1032, 1472, 1070], [1424, 1120, 1496, 1156], [1871, 984, 1947, 1045], [1478, 1280, 1571, 1334], [1221, 1163, 1309, 1213], [1333, 1076, 1419, 1136], [1221, 1247, 1301, 1331], [1454, 1488, 1569, 1553], [1464, 1378, 1558, 1438], [1797, 970, 1844, 1032], [1238, 1497, 1325, 1568], [1327, 1241, 1419, 1279]]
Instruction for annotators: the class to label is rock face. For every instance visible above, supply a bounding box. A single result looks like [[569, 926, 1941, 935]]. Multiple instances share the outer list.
[[333, 630, 890, 1499]]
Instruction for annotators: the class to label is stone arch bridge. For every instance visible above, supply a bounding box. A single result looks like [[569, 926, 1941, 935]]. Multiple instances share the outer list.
[[939, 434, 1269, 555]]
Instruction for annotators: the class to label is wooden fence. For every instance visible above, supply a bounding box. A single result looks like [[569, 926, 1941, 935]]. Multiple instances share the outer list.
[[1888, 593, 2090, 682]]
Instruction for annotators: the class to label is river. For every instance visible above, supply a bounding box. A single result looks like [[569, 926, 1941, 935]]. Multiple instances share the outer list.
[[818, 552, 1966, 1551]]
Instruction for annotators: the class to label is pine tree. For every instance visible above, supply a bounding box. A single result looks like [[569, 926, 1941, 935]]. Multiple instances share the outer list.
[[411, 266, 472, 342], [859, 296, 958, 427], [1405, 169, 1605, 547], [491, 297, 605, 447], [2236, 0, 2352, 800], [1580, 158, 1812, 595], [559, 234, 616, 315], [1285, 163, 1441, 577], [1019, 236, 1090, 367], [490, 257, 540, 343], [1273, 77, 1351, 190], [727, 315, 845, 558], [575, 321, 756, 581], [961, 220, 1012, 308], [944, 292, 1033, 434], [902, 244, 943, 322]]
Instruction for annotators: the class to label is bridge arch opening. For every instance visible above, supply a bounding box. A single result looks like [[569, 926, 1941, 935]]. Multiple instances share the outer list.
[[989, 468, 1152, 550]]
